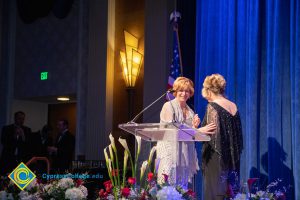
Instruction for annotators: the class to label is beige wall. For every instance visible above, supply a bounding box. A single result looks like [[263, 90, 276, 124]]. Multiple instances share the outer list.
[[12, 100, 48, 132]]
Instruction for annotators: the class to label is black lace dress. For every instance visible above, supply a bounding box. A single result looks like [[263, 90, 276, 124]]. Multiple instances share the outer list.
[[201, 102, 243, 200]]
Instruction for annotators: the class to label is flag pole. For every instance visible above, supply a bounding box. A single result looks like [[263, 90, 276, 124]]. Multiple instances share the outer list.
[[170, 11, 183, 76], [174, 25, 183, 76], [167, 10, 183, 98]]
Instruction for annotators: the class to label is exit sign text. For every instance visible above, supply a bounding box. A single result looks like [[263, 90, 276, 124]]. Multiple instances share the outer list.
[[40, 72, 48, 80]]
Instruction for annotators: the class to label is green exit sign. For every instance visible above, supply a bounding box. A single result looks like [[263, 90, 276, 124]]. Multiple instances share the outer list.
[[40, 72, 48, 80]]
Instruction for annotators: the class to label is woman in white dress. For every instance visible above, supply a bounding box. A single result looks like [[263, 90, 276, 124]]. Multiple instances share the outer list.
[[156, 77, 216, 188]]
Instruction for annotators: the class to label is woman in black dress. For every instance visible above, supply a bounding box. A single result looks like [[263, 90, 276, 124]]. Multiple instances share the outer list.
[[201, 74, 243, 200]]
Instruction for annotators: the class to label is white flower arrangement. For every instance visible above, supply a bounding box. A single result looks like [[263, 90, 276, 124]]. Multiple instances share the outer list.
[[233, 193, 247, 200], [0, 175, 88, 200], [156, 186, 183, 200], [18, 191, 42, 200], [42, 177, 87, 200], [65, 187, 87, 200], [0, 191, 14, 200], [78, 185, 88, 198], [24, 179, 38, 191], [57, 178, 75, 189]]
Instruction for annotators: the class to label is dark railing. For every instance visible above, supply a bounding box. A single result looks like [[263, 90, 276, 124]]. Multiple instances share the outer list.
[[26, 156, 50, 174]]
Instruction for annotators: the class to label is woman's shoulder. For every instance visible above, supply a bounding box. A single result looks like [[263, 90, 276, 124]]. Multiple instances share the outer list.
[[225, 100, 237, 110], [210, 99, 238, 116], [162, 100, 172, 108], [226, 99, 238, 111], [161, 100, 176, 113]]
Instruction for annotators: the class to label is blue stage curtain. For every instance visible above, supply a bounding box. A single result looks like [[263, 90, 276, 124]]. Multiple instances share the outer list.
[[194, 0, 299, 199]]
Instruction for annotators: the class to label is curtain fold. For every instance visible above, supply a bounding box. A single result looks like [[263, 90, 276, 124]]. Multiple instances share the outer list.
[[290, 1, 300, 199], [195, 0, 299, 199]]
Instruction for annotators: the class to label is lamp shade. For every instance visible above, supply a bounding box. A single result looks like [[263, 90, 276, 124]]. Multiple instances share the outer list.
[[120, 30, 143, 87]]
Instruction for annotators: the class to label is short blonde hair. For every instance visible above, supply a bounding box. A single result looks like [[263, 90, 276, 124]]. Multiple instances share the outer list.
[[173, 77, 194, 97], [201, 74, 226, 98]]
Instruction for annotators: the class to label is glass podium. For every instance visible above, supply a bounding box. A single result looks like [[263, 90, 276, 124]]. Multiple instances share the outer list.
[[119, 122, 211, 142], [118, 122, 210, 189]]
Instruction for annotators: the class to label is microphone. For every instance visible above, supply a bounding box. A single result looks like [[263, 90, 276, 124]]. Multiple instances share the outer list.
[[128, 89, 174, 123], [167, 88, 175, 93]]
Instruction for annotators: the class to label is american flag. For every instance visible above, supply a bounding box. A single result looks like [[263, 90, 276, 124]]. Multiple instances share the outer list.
[[167, 25, 182, 99]]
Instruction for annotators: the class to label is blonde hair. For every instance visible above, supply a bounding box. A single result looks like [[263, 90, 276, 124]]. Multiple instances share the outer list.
[[173, 77, 195, 97], [201, 73, 226, 98]]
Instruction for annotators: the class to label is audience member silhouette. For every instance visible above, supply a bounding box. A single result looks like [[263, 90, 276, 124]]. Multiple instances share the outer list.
[[48, 119, 75, 172], [0, 111, 32, 174], [39, 124, 53, 157], [26, 124, 54, 174]]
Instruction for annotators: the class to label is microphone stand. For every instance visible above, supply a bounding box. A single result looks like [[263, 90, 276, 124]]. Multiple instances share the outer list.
[[166, 92, 176, 123], [128, 90, 173, 124]]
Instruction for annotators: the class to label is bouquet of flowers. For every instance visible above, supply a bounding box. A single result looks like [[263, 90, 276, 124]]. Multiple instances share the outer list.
[[41, 177, 88, 200], [98, 134, 196, 200], [0, 176, 21, 200], [0, 175, 88, 200], [97, 173, 196, 200], [232, 178, 287, 200], [0, 176, 43, 200]]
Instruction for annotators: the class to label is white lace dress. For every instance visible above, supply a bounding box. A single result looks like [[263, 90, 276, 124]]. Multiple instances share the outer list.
[[156, 99, 199, 188]]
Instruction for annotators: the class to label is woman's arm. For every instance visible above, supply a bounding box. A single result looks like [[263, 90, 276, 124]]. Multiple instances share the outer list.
[[198, 104, 218, 134]]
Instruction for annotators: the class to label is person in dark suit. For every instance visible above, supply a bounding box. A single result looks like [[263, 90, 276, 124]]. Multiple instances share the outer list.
[[48, 119, 75, 172], [26, 125, 54, 174], [40, 124, 53, 157], [29, 124, 54, 157], [0, 111, 32, 175]]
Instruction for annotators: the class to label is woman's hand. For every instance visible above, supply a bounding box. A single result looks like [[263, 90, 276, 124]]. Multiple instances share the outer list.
[[198, 123, 216, 134], [192, 114, 201, 128]]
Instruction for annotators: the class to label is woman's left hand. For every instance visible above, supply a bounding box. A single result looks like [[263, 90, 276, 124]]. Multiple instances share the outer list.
[[198, 123, 216, 134], [192, 114, 201, 128]]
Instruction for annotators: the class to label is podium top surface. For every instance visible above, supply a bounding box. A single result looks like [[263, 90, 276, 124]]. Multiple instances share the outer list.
[[118, 122, 211, 142]]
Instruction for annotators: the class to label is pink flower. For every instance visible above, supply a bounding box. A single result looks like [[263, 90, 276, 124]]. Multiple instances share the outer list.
[[99, 189, 108, 198], [140, 191, 147, 200], [103, 180, 112, 192], [121, 187, 131, 197], [76, 179, 84, 187], [162, 173, 168, 183], [147, 172, 154, 182], [226, 184, 234, 197], [186, 189, 196, 197], [247, 178, 259, 191], [128, 177, 136, 185]]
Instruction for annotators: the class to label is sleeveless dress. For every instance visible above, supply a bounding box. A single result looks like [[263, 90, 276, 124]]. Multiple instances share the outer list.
[[156, 99, 199, 189], [201, 102, 243, 200]]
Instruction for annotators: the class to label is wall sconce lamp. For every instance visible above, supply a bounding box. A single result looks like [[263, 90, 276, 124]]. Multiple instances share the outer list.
[[120, 30, 143, 88]]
